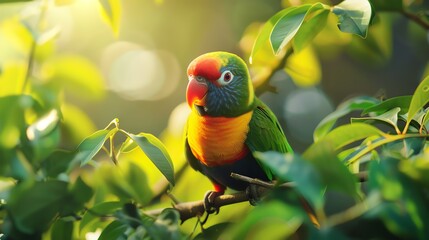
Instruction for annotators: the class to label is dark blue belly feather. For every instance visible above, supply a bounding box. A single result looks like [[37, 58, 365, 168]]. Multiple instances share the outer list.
[[197, 152, 269, 191]]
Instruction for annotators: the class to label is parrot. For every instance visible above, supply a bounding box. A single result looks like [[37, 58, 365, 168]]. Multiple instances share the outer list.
[[184, 51, 294, 213]]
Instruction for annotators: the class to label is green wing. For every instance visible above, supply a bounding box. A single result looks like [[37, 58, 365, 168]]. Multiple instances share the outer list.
[[245, 98, 293, 180]]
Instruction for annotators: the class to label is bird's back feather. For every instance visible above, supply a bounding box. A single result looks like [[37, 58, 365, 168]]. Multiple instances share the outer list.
[[245, 97, 293, 180]]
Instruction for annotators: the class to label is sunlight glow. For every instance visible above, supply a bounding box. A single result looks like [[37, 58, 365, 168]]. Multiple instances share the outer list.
[[26, 109, 59, 141], [167, 102, 191, 137], [101, 41, 180, 101], [85, 229, 102, 240]]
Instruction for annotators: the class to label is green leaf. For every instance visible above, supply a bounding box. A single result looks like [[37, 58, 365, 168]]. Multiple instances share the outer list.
[[41, 150, 75, 178], [118, 136, 139, 153], [76, 128, 117, 166], [314, 96, 380, 141], [347, 14, 392, 65], [0, 95, 40, 176], [384, 137, 425, 159], [315, 123, 384, 151], [369, 158, 429, 239], [284, 46, 322, 87], [98, 220, 128, 240], [0, 95, 34, 149], [250, 7, 298, 62], [420, 109, 429, 132], [96, 164, 134, 201], [332, 0, 372, 38], [362, 96, 412, 115], [95, 160, 153, 204], [45, 55, 105, 100], [126, 227, 147, 240], [193, 223, 231, 240], [11, 152, 34, 181], [270, 4, 312, 54], [222, 201, 305, 240], [303, 140, 358, 196], [369, 0, 402, 11], [256, 152, 324, 209], [293, 5, 330, 52], [99, 0, 122, 36], [80, 201, 123, 234], [26, 109, 61, 162], [51, 219, 73, 240], [61, 103, 97, 145], [66, 177, 94, 213], [118, 203, 141, 229], [123, 132, 175, 185], [400, 153, 429, 187], [344, 134, 427, 166], [6, 181, 70, 234], [352, 107, 401, 134], [125, 161, 153, 205], [305, 123, 382, 194], [149, 209, 181, 240], [309, 226, 350, 240], [406, 75, 429, 131]]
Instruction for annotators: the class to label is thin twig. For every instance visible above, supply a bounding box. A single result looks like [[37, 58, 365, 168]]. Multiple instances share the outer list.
[[230, 173, 276, 188], [21, 0, 50, 93], [21, 41, 36, 93], [144, 171, 368, 222], [145, 190, 255, 223], [231, 172, 367, 186], [400, 9, 429, 30]]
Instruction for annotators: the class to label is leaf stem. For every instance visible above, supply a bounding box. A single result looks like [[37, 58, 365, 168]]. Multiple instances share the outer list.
[[21, 41, 36, 94], [109, 134, 118, 165], [346, 133, 429, 165], [105, 118, 120, 130], [402, 120, 411, 134], [21, 0, 50, 93]]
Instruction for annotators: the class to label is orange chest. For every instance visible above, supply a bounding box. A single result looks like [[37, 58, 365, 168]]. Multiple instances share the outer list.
[[187, 110, 253, 166]]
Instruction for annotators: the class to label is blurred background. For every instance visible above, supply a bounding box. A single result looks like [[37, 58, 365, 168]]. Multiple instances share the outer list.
[[1, 0, 428, 236], [1, 0, 427, 151]]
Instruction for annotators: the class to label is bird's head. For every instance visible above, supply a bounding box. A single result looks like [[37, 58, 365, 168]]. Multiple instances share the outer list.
[[186, 52, 255, 117]]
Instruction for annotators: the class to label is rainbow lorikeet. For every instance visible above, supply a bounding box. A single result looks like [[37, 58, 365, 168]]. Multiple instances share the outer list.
[[184, 51, 293, 212]]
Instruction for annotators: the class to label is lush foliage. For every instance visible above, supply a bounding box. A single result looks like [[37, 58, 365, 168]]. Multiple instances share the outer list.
[[0, 0, 428, 239]]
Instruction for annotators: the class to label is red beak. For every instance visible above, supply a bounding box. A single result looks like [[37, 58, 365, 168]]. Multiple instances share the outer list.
[[186, 77, 208, 109]]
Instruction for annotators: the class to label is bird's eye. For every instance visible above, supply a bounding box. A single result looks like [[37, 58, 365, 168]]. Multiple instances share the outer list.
[[195, 76, 205, 82], [217, 70, 234, 86]]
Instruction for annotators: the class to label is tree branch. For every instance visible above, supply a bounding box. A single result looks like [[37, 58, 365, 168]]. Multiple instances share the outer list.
[[144, 171, 368, 222], [400, 9, 429, 30]]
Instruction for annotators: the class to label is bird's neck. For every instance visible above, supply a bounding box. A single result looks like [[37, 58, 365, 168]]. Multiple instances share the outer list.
[[187, 109, 253, 166]]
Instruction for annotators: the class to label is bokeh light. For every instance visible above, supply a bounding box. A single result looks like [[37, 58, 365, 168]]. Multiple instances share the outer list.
[[283, 87, 334, 143], [101, 41, 180, 101], [167, 102, 191, 137]]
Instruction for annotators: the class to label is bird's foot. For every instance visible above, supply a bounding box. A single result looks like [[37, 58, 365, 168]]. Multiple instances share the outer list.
[[246, 184, 263, 206], [203, 190, 223, 214]]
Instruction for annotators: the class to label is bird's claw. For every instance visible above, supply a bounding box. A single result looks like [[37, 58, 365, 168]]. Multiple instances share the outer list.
[[246, 184, 262, 206], [203, 190, 222, 214]]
